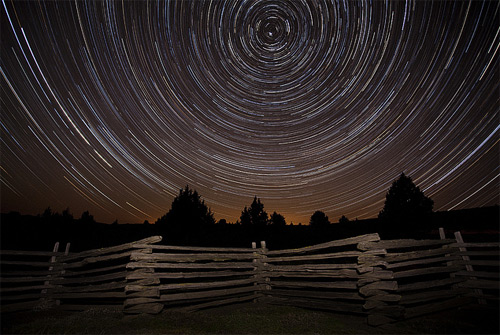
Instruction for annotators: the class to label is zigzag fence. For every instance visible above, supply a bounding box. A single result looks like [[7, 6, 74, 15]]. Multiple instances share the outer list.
[[259, 233, 384, 317], [1, 230, 498, 326], [0, 236, 161, 313], [124, 242, 261, 314]]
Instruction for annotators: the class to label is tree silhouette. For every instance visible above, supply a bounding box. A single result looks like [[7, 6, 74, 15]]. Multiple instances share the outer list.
[[240, 197, 268, 226], [41, 206, 53, 219], [269, 211, 286, 226], [80, 210, 95, 224], [379, 173, 434, 223], [240, 208, 251, 226], [155, 186, 215, 230], [310, 210, 330, 227], [62, 207, 73, 222], [338, 215, 349, 224], [217, 219, 227, 225]]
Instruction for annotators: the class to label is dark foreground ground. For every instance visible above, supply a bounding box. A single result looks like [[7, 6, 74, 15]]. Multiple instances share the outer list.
[[2, 302, 499, 334]]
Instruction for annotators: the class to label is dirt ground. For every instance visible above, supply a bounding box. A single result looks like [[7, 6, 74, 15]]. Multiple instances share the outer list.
[[2, 302, 499, 334]]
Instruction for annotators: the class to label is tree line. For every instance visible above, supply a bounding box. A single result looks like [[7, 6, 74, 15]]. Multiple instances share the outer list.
[[36, 206, 97, 224], [153, 172, 434, 231], [35, 173, 434, 230], [4, 173, 498, 251]]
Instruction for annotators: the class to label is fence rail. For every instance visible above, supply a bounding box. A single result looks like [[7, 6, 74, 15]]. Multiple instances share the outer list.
[[262, 233, 382, 316], [1, 230, 498, 326], [123, 241, 262, 314], [0, 237, 160, 312]]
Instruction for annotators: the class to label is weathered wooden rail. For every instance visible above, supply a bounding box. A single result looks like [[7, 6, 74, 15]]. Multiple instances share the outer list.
[[443, 230, 499, 306], [124, 242, 261, 314], [261, 233, 384, 318], [1, 230, 498, 326], [0, 236, 161, 312]]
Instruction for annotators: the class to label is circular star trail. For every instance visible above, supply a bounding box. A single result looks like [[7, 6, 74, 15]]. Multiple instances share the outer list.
[[1, 0, 499, 224]]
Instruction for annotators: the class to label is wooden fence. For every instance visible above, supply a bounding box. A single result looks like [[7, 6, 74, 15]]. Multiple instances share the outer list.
[[357, 230, 499, 324], [260, 233, 384, 317], [1, 231, 498, 326], [124, 241, 262, 314], [441, 229, 499, 306], [0, 236, 160, 313]]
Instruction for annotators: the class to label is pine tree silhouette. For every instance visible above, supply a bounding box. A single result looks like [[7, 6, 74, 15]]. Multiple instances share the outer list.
[[310, 211, 330, 227], [240, 197, 268, 226], [379, 173, 434, 223], [156, 186, 215, 231], [270, 211, 286, 226]]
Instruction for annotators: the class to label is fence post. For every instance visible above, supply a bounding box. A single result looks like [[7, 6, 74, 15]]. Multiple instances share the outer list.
[[439, 228, 455, 271], [54, 243, 71, 307], [260, 241, 271, 293], [124, 244, 162, 314], [438, 227, 446, 240], [252, 242, 260, 302], [38, 242, 60, 310], [64, 243, 71, 256], [357, 236, 402, 326], [251, 241, 270, 302], [454, 231, 486, 305]]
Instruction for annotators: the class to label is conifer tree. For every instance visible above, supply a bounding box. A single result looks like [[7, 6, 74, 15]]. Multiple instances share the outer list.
[[240, 197, 268, 226], [310, 210, 330, 227], [379, 173, 434, 223], [270, 211, 286, 226], [156, 186, 215, 230]]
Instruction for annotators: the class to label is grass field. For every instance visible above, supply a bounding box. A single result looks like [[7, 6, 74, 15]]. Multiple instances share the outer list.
[[2, 302, 499, 334]]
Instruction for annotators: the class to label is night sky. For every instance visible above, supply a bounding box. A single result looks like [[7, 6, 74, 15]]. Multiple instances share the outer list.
[[1, 0, 499, 225]]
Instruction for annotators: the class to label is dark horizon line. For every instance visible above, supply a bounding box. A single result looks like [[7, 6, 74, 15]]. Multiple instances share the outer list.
[[2, 204, 498, 226]]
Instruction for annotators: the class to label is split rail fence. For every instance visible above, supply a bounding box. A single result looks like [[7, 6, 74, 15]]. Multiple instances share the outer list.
[[0, 236, 160, 313], [1, 231, 498, 326]]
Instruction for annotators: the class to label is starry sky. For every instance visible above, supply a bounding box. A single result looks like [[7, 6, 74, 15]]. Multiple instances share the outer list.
[[1, 0, 499, 225]]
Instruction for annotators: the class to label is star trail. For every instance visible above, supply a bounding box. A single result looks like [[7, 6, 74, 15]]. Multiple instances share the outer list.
[[1, 0, 499, 225]]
